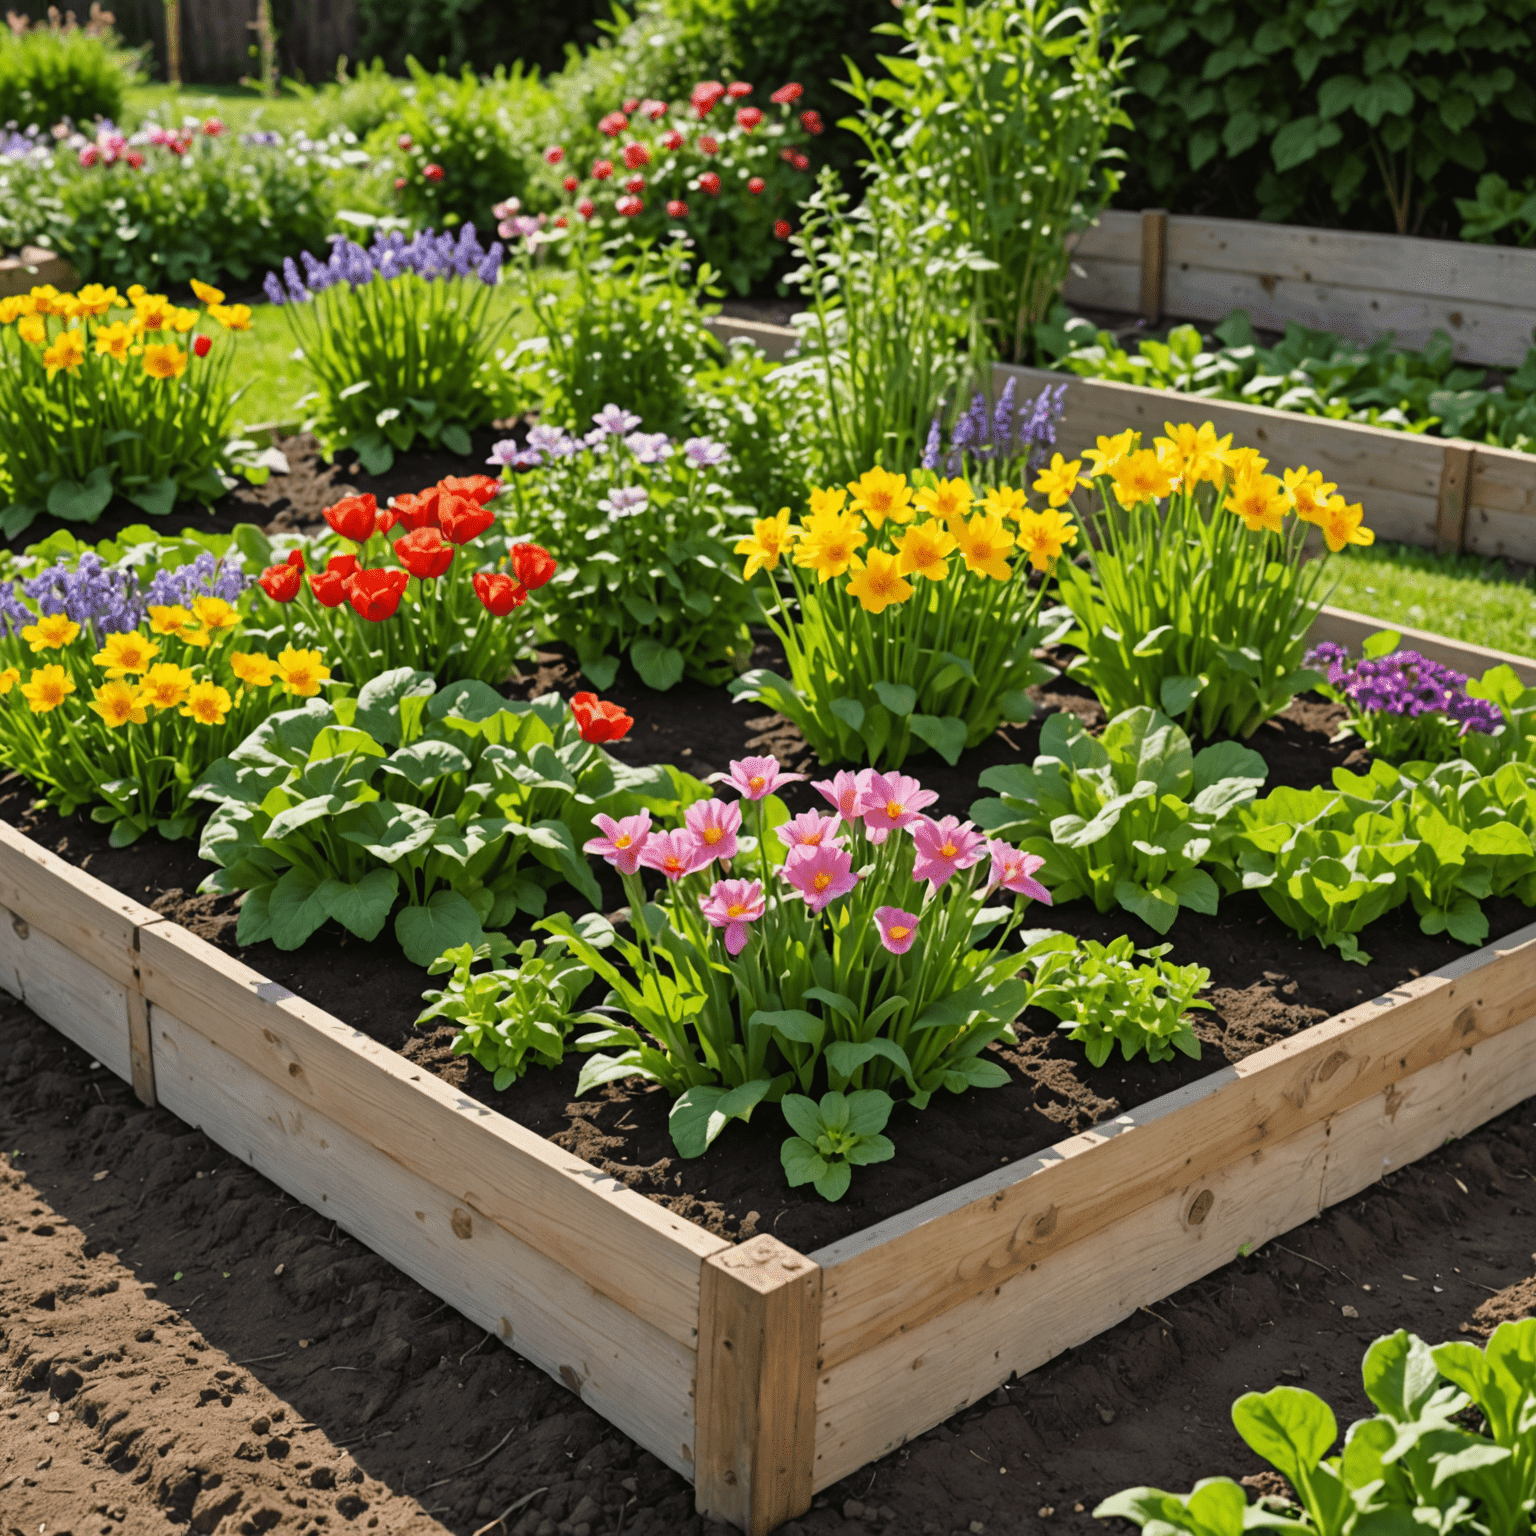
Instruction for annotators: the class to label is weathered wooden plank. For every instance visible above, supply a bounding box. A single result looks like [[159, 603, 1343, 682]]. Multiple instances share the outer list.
[[810, 1004, 1536, 1491], [1466, 444, 1536, 562], [1307, 605, 1536, 684], [1139, 209, 1167, 323], [696, 1237, 822, 1535], [151, 1003, 701, 1479], [0, 902, 135, 1084], [1436, 443, 1475, 554], [137, 921, 728, 1350], [1164, 214, 1536, 314], [1069, 210, 1142, 264], [0, 818, 158, 987], [703, 315, 798, 362], [1063, 257, 1142, 315], [811, 920, 1536, 1373]]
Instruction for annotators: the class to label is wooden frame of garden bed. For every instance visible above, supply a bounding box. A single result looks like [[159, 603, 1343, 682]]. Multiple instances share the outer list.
[[3, 624, 1536, 1534]]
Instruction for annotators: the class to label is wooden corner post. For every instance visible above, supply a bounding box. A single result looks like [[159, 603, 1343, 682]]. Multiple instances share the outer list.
[[1436, 443, 1476, 555], [695, 1235, 821, 1535], [1139, 208, 1168, 324]]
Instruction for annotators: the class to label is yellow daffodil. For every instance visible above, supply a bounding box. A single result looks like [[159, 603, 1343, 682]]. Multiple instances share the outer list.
[[17, 313, 46, 346], [41, 328, 86, 376], [1032, 453, 1089, 508], [1316, 495, 1375, 553], [142, 343, 187, 381], [847, 467, 914, 529], [1015, 507, 1079, 572], [28, 284, 62, 314], [0, 295, 29, 324], [207, 302, 252, 332], [140, 662, 195, 710], [894, 520, 957, 582], [190, 595, 240, 638], [1154, 422, 1231, 488], [1282, 466, 1337, 526], [229, 651, 278, 688], [20, 613, 80, 652], [147, 604, 194, 636], [180, 680, 233, 726], [74, 284, 121, 316], [1222, 445, 1269, 484], [1111, 449, 1175, 509], [93, 320, 135, 362], [914, 476, 974, 526], [191, 279, 226, 305], [88, 679, 148, 728], [1082, 430, 1136, 479], [952, 511, 1015, 581], [0, 666, 20, 694], [735, 508, 800, 579], [20, 664, 74, 713], [793, 507, 867, 583], [169, 307, 198, 334], [980, 485, 1027, 522], [93, 631, 160, 678], [845, 548, 914, 614], [807, 485, 848, 520], [276, 647, 331, 697], [1225, 469, 1289, 534]]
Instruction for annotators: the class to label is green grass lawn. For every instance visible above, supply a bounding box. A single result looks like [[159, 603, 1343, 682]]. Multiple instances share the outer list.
[[121, 82, 313, 135], [225, 284, 538, 432], [1324, 541, 1536, 659]]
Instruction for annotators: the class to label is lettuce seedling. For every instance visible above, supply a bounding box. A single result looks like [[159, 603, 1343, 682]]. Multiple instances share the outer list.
[[972, 705, 1266, 934], [779, 1090, 896, 1202]]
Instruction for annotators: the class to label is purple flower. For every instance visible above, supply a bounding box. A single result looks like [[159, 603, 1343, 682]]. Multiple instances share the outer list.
[[528, 424, 575, 457], [262, 270, 287, 306], [598, 487, 649, 519], [683, 436, 729, 467], [625, 431, 673, 464], [487, 440, 541, 470], [593, 404, 641, 436], [920, 413, 942, 472]]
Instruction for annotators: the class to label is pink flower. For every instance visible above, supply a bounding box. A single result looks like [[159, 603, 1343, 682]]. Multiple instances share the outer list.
[[775, 810, 842, 852], [584, 811, 652, 876], [910, 816, 988, 889], [685, 798, 742, 863], [781, 844, 858, 913], [812, 768, 872, 826], [699, 878, 765, 956], [713, 755, 805, 801], [640, 829, 708, 882], [987, 841, 1053, 904], [736, 106, 764, 131], [544, 145, 565, 164], [660, 128, 685, 151], [874, 906, 920, 955], [857, 771, 938, 845]]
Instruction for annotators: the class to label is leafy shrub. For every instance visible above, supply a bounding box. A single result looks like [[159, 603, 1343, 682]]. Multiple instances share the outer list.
[[847, 0, 1129, 363], [735, 463, 1069, 768], [1046, 312, 1536, 456], [264, 226, 513, 471], [1457, 171, 1536, 247], [1098, 1323, 1536, 1536], [373, 59, 547, 232], [974, 707, 1267, 933], [0, 7, 140, 130], [543, 75, 823, 296], [538, 752, 1049, 1198], [1113, 0, 1536, 237], [1054, 423, 1372, 739], [511, 230, 723, 439], [298, 56, 410, 140], [356, 0, 611, 79], [1022, 931, 1211, 1066], [492, 410, 758, 691], [195, 671, 678, 966], [0, 279, 258, 538]]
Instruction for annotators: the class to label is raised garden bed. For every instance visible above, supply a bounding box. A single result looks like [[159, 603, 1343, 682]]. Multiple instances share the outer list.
[[4, 603, 1536, 1534]]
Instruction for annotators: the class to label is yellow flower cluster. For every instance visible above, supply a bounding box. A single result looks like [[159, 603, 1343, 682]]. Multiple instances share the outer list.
[[0, 278, 251, 383], [5, 600, 329, 726], [1078, 422, 1376, 555], [735, 467, 1080, 615]]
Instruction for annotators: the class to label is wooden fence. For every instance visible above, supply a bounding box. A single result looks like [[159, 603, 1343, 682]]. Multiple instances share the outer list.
[[1065, 209, 1536, 370]]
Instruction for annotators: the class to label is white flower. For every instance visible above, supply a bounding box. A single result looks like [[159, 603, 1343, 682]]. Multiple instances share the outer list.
[[683, 436, 730, 467], [599, 487, 650, 519]]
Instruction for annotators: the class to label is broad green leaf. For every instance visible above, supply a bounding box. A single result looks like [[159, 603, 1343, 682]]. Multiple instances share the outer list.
[[1232, 1386, 1337, 1485], [394, 890, 488, 968], [268, 866, 331, 950], [316, 868, 399, 942], [780, 1136, 830, 1190], [669, 1078, 771, 1158], [630, 637, 685, 691], [909, 713, 968, 765], [873, 680, 917, 717], [46, 464, 115, 523]]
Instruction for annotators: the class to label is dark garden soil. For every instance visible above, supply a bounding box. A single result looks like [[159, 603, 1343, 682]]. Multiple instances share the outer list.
[[1, 992, 1532, 1536]]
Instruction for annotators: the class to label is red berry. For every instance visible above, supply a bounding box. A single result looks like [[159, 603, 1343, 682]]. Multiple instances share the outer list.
[[544, 145, 564, 164], [699, 171, 721, 196], [747, 176, 765, 194], [667, 199, 689, 218], [423, 163, 444, 182], [699, 134, 719, 155], [735, 106, 764, 131], [592, 159, 613, 181], [563, 174, 578, 192], [774, 219, 792, 239]]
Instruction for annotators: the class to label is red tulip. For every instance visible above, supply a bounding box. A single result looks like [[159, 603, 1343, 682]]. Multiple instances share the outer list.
[[382, 488, 440, 533], [624, 174, 646, 194], [661, 129, 684, 151], [726, 81, 754, 100], [438, 474, 500, 507], [345, 567, 410, 622], [770, 82, 803, 105], [324, 492, 378, 544], [571, 691, 633, 744], [473, 572, 528, 616], [615, 194, 644, 217], [800, 109, 824, 136], [193, 333, 212, 358], [309, 554, 359, 607], [592, 159, 613, 181], [622, 142, 650, 170], [577, 198, 595, 220], [394, 527, 454, 579], [423, 163, 445, 182], [667, 199, 689, 218], [544, 145, 564, 165], [439, 494, 496, 546], [598, 112, 628, 138], [258, 550, 304, 603], [508, 543, 557, 590], [736, 106, 764, 131], [698, 134, 719, 154], [563, 174, 578, 192], [691, 81, 726, 119]]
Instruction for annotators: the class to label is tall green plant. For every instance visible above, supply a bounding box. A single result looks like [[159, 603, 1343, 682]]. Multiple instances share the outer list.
[[845, 0, 1130, 362], [0, 9, 140, 129]]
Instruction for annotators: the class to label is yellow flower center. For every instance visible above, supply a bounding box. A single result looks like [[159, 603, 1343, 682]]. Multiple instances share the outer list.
[[703, 827, 723, 844], [665, 856, 685, 872], [813, 872, 832, 892], [614, 833, 632, 849], [885, 800, 904, 819], [726, 903, 747, 918], [889, 925, 910, 941], [749, 774, 765, 790], [941, 841, 957, 858]]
